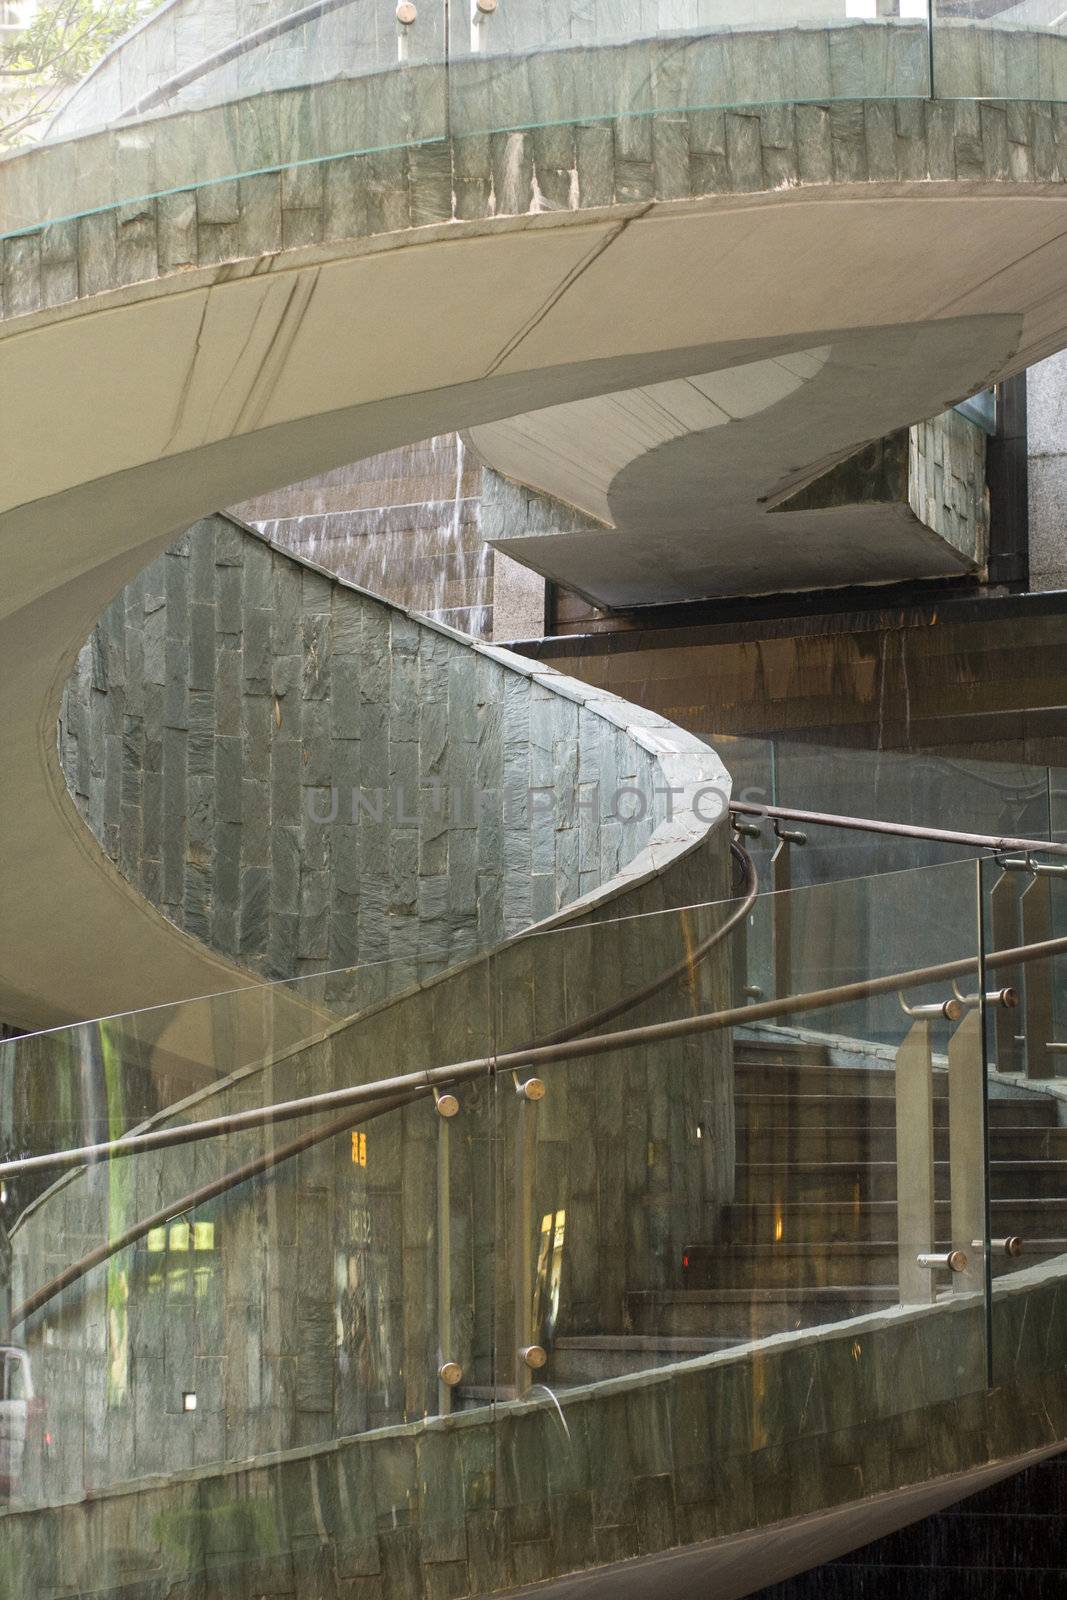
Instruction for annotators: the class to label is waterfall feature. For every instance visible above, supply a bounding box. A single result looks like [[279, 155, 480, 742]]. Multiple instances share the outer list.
[[231, 434, 495, 638]]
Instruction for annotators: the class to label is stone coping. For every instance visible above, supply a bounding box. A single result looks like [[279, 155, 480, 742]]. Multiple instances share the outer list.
[[1, 1250, 1059, 1520], [2, 21, 1067, 244], [194, 516, 733, 934]]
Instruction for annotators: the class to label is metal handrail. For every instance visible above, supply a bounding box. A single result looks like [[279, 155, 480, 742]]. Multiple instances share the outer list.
[[8, 808, 1064, 1330], [3, 844, 759, 1330], [530, 839, 757, 1049], [6, 926, 1066, 1185], [9, 924, 1067, 1330], [730, 801, 1067, 859]]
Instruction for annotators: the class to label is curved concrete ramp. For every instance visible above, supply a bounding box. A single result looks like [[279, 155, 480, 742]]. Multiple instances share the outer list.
[[5, 170, 1067, 1022], [471, 319, 1005, 606]]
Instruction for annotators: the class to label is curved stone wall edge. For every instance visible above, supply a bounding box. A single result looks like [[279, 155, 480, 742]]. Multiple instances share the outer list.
[[58, 514, 729, 1016]]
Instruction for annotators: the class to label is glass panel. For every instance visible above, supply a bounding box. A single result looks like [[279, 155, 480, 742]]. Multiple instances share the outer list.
[[980, 855, 1067, 1394], [15, 852, 1067, 1575], [482, 855, 990, 1526], [447, 3, 933, 155], [18, 3, 1067, 243], [931, 1, 1067, 101], [0, 949, 492, 1514], [0, 1, 447, 238], [715, 733, 1056, 888]]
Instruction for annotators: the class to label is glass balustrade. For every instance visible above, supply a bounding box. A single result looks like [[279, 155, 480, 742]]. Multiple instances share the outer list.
[[3, 847, 1067, 1588], [0, 947, 495, 1510], [0, 857, 1054, 1520], [3, 2, 1067, 244], [716, 733, 1063, 883], [974, 856, 1067, 1399]]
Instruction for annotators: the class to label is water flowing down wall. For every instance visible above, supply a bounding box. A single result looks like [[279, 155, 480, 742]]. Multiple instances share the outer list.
[[231, 437, 496, 639]]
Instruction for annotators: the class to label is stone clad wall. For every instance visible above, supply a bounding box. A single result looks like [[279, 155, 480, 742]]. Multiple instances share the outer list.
[[8, 814, 734, 1506], [909, 408, 989, 568], [7, 41, 1067, 297], [1028, 349, 1067, 591], [231, 437, 495, 638], [27, 507, 736, 1513], [2, 1267, 1067, 1600], [18, 629, 734, 1507], [58, 515, 674, 1003]]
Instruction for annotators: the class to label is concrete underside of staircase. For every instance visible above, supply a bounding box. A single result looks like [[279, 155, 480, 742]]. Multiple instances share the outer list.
[[7, 75, 1067, 1030]]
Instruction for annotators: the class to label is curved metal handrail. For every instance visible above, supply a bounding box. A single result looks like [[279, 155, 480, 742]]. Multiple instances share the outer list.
[[118, 0, 362, 120], [5, 841, 756, 1324], [10, 920, 1067, 1328], [8, 803, 1065, 1331], [529, 838, 757, 1049], [730, 801, 1067, 858]]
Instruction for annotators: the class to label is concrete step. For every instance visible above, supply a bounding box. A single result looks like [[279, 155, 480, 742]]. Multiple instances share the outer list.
[[735, 1061, 946, 1099], [734, 1039, 832, 1068], [678, 1238, 1067, 1291], [718, 1197, 1067, 1247], [626, 1286, 895, 1339], [738, 1123, 1067, 1164], [737, 1159, 1067, 1204], [737, 1093, 1057, 1131], [547, 1334, 732, 1383]]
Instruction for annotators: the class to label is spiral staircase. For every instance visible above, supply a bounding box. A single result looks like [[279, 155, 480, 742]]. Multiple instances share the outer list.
[[5, 4, 1067, 1598]]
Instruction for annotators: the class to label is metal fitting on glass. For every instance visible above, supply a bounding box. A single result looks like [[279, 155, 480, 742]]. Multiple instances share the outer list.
[[395, 1, 415, 62], [899, 993, 964, 1023], [951, 980, 1019, 1013], [514, 1076, 546, 1102], [773, 820, 807, 845], [917, 1250, 968, 1274], [979, 1236, 1024, 1259], [433, 1087, 460, 1118], [732, 818, 762, 840], [997, 853, 1067, 878], [742, 984, 764, 1000], [519, 1344, 547, 1370], [470, 0, 495, 50], [438, 1361, 463, 1387]]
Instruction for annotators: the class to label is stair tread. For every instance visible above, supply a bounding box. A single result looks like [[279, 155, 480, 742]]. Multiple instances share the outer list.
[[736, 1067, 940, 1095], [740, 1159, 1067, 1172], [734, 1041, 831, 1065], [688, 1239, 1067, 1256], [729, 1198, 1067, 1213], [629, 1287, 896, 1304], [737, 1091, 1050, 1107], [554, 1334, 728, 1352], [741, 1124, 1067, 1134]]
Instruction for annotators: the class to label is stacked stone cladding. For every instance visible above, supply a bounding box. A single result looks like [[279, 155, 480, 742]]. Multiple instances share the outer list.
[[58, 515, 692, 1005]]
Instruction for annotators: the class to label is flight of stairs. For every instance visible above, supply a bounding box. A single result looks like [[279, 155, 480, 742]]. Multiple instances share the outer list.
[[555, 1037, 1067, 1382]]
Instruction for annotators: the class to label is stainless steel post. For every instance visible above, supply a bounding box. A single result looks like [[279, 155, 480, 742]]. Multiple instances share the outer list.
[[437, 1107, 455, 1414], [513, 1077, 545, 1396], [990, 868, 1021, 1075], [896, 1019, 936, 1306], [1021, 874, 1054, 1080], [948, 1010, 985, 1296], [772, 835, 791, 1001]]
